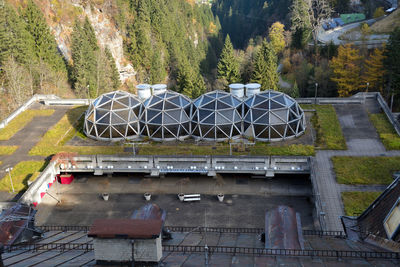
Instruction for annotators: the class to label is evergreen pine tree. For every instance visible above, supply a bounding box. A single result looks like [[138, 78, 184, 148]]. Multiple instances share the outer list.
[[150, 42, 167, 83], [23, 0, 65, 72], [178, 60, 195, 98], [330, 44, 362, 97], [0, 3, 35, 65], [71, 20, 87, 97], [217, 34, 240, 85], [290, 81, 300, 98], [135, 0, 152, 81], [105, 48, 121, 90], [193, 74, 206, 99], [384, 28, 400, 97], [290, 0, 312, 49], [251, 39, 279, 91], [83, 17, 99, 51], [177, 58, 206, 98]]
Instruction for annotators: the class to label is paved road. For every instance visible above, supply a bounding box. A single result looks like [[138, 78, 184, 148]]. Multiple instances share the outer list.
[[314, 98, 400, 232], [317, 19, 389, 47]]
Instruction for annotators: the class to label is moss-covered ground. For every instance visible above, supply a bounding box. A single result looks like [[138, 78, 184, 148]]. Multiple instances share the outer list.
[[332, 156, 400, 185], [369, 113, 400, 150], [342, 191, 381, 216]]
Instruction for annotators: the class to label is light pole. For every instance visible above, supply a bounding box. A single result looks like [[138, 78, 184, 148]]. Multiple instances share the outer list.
[[5, 167, 14, 193], [86, 85, 90, 100], [314, 83, 318, 105], [364, 82, 369, 103]]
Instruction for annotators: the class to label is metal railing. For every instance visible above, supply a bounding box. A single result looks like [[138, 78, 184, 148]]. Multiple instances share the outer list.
[[4, 242, 93, 252], [37, 225, 346, 237], [5, 242, 398, 260], [38, 225, 90, 232], [163, 245, 400, 259], [376, 92, 400, 136]]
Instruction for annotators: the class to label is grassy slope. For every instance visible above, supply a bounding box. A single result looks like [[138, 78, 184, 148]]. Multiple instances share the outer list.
[[369, 113, 400, 150], [342, 191, 381, 216], [0, 110, 55, 140], [332, 156, 400, 185], [0, 161, 48, 193], [370, 9, 400, 34]]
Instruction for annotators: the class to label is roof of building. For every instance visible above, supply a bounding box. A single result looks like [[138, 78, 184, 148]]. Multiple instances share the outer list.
[[342, 176, 400, 243], [2, 229, 399, 266], [265, 206, 304, 249], [88, 219, 162, 239], [0, 203, 39, 245]]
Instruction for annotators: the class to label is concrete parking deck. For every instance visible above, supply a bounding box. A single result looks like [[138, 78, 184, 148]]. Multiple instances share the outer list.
[[35, 174, 315, 229]]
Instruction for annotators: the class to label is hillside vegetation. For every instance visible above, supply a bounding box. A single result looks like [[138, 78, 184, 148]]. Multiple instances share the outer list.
[[371, 9, 400, 34]]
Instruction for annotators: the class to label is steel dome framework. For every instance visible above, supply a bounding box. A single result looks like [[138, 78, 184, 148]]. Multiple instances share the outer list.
[[243, 90, 306, 141], [191, 91, 242, 141], [84, 91, 142, 141], [140, 91, 191, 141]]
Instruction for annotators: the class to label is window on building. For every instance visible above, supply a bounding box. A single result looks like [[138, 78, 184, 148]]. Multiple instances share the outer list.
[[384, 197, 400, 240]]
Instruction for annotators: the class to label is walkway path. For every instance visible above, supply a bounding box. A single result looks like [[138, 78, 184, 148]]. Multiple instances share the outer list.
[[314, 98, 400, 231], [0, 104, 69, 201]]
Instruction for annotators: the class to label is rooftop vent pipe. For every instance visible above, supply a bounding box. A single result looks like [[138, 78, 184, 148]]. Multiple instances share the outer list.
[[152, 84, 167, 95], [136, 84, 152, 100], [229, 83, 245, 98], [245, 83, 261, 97]]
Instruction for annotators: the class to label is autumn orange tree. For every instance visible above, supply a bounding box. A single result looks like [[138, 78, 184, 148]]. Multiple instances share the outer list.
[[330, 44, 363, 97], [361, 47, 386, 94]]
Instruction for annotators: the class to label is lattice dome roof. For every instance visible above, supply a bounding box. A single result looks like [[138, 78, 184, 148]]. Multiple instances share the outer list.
[[140, 91, 191, 140], [191, 90, 242, 140], [84, 91, 142, 141], [243, 90, 306, 141]]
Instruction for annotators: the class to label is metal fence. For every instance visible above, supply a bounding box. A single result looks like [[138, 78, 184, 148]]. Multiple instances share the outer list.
[[5, 243, 398, 260], [163, 245, 400, 259], [4, 242, 93, 252], [37, 225, 345, 237]]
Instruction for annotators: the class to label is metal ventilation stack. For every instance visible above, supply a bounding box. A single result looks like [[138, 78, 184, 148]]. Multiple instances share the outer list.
[[151, 84, 167, 95], [229, 83, 245, 99], [137, 84, 152, 100], [245, 83, 261, 97]]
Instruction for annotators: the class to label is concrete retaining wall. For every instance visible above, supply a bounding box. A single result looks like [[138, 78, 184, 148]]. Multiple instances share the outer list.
[[18, 161, 59, 206], [43, 99, 90, 106], [296, 97, 363, 105]]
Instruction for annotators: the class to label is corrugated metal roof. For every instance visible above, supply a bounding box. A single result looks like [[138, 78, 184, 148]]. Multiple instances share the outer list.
[[264, 206, 304, 250], [88, 219, 162, 239]]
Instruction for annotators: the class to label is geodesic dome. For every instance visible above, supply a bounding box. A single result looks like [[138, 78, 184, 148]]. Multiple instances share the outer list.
[[191, 91, 242, 141], [84, 91, 142, 141], [243, 90, 306, 141], [140, 90, 191, 141]]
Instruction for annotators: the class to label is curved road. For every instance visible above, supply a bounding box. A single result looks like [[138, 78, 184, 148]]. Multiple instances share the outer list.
[[317, 18, 389, 47]]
